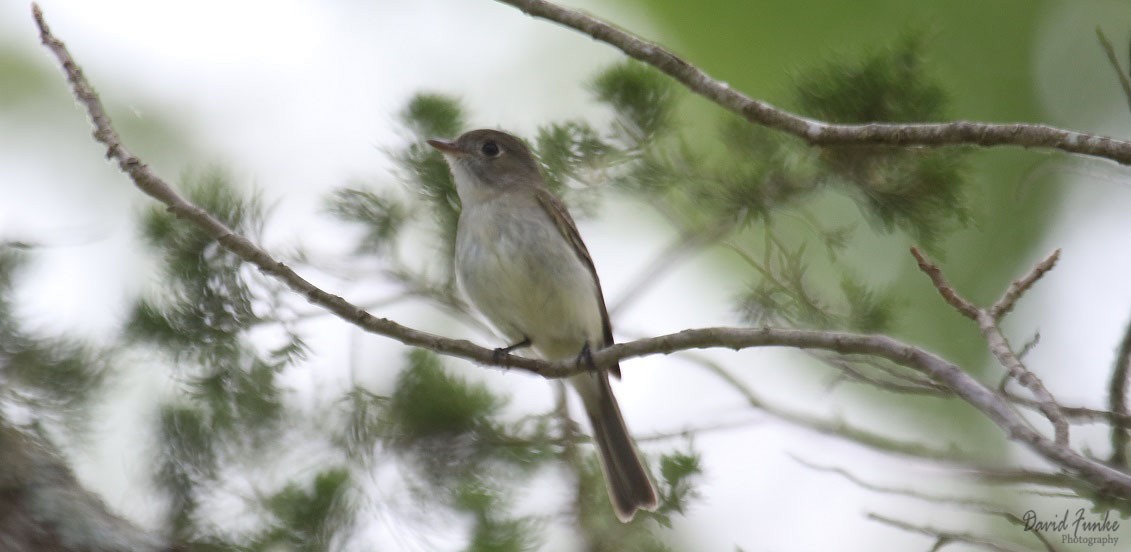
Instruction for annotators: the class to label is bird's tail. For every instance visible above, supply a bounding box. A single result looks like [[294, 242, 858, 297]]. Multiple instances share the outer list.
[[570, 372, 658, 522]]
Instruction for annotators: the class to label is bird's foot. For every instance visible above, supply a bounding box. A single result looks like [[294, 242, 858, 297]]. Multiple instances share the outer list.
[[493, 337, 531, 364], [574, 342, 597, 373]]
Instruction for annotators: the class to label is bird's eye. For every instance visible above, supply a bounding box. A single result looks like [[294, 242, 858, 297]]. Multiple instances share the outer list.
[[481, 141, 501, 157]]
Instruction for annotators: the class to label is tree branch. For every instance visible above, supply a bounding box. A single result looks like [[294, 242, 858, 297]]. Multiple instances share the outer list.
[[493, 0, 1131, 166], [990, 249, 1060, 320], [910, 248, 979, 320], [912, 248, 1070, 446], [33, 1, 1131, 507], [867, 513, 1032, 552], [1109, 314, 1131, 465]]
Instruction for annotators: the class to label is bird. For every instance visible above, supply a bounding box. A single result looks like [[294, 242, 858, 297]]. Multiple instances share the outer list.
[[428, 129, 658, 522]]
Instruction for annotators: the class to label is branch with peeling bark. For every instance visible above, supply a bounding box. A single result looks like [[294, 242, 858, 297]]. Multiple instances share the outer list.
[[30, 0, 1131, 539]]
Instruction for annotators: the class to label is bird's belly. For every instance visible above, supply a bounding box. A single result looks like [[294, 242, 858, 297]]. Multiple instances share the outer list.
[[456, 208, 603, 361]]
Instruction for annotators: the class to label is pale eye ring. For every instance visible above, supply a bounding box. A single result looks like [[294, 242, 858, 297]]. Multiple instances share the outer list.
[[481, 141, 501, 157]]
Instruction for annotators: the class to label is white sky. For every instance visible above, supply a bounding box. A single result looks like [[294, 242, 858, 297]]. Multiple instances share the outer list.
[[4, 0, 1131, 550]]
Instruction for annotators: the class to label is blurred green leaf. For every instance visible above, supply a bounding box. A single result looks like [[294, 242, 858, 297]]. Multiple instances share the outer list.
[[388, 349, 502, 440], [402, 93, 465, 139], [259, 468, 353, 551], [324, 187, 408, 254], [592, 61, 676, 143], [794, 35, 969, 250], [536, 121, 615, 195]]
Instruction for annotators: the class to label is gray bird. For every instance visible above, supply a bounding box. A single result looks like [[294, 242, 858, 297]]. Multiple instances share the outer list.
[[428, 129, 658, 522]]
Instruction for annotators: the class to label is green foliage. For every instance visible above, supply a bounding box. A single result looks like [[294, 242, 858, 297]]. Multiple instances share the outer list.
[[795, 35, 968, 249], [130, 170, 284, 435], [156, 404, 214, 536], [535, 121, 617, 196], [334, 386, 388, 462], [382, 350, 560, 492], [840, 273, 897, 333], [402, 92, 466, 139], [0, 245, 108, 429], [127, 171, 310, 547], [394, 93, 465, 267], [191, 357, 282, 431], [130, 168, 261, 356], [571, 451, 678, 551], [455, 480, 539, 552], [388, 349, 502, 440], [256, 468, 353, 551], [655, 450, 702, 520], [796, 35, 947, 124], [591, 61, 676, 143], [324, 187, 408, 255]]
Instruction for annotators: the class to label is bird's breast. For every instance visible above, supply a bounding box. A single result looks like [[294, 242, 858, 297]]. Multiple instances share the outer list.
[[455, 200, 604, 360]]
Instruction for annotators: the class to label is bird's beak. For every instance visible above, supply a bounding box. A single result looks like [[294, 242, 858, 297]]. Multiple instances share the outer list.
[[426, 139, 462, 155]]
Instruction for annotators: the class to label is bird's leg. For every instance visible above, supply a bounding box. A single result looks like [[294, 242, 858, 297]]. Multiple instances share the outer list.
[[575, 342, 597, 373], [493, 336, 531, 364]]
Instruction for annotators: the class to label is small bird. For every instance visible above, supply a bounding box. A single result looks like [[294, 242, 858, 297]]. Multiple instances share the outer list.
[[428, 129, 658, 522]]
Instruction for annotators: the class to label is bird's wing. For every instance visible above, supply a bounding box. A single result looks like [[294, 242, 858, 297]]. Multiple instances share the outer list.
[[533, 187, 621, 378]]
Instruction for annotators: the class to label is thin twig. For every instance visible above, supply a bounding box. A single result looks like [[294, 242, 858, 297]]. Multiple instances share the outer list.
[[910, 248, 979, 320], [1109, 314, 1131, 465], [494, 0, 1131, 165], [1016, 332, 1041, 360], [794, 456, 999, 508], [976, 310, 1070, 447], [989, 249, 1060, 320], [1006, 391, 1131, 426], [819, 353, 950, 396], [1096, 27, 1131, 115], [683, 349, 967, 462], [868, 513, 1029, 552], [635, 418, 763, 443], [958, 467, 1089, 496], [795, 458, 1065, 551]]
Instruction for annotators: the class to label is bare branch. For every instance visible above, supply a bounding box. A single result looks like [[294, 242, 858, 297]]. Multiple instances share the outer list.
[[910, 247, 980, 319], [959, 467, 1090, 496], [912, 248, 1070, 447], [868, 513, 1030, 552], [685, 350, 966, 461], [796, 458, 1066, 551], [1006, 391, 1131, 426], [493, 0, 1131, 166], [977, 309, 1070, 446], [990, 249, 1060, 320], [794, 456, 996, 507], [819, 353, 951, 396], [1110, 314, 1131, 465], [1017, 331, 1041, 360]]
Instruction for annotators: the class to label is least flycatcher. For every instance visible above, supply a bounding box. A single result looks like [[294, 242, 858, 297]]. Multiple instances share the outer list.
[[428, 129, 658, 522]]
